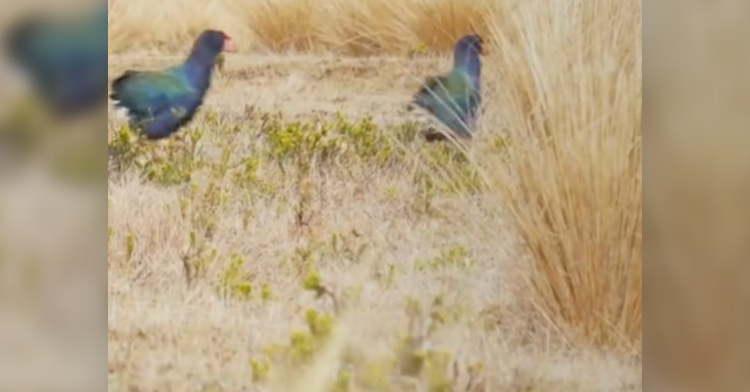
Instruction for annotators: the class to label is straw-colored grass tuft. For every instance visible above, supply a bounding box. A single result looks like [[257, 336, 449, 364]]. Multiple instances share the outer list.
[[481, 0, 642, 351]]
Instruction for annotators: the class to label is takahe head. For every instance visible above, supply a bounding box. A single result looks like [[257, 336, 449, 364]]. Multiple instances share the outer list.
[[187, 30, 237, 65], [454, 34, 485, 57], [453, 34, 484, 86], [5, 16, 46, 72]]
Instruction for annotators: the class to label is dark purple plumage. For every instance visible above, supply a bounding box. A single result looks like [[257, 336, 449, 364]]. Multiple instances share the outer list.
[[110, 30, 237, 140], [5, 4, 108, 117]]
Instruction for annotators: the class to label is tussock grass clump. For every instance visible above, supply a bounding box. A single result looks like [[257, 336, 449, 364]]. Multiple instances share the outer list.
[[107, 0, 493, 54], [481, 0, 642, 350]]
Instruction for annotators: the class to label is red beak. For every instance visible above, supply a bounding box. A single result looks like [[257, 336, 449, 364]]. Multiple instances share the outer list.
[[223, 37, 238, 53]]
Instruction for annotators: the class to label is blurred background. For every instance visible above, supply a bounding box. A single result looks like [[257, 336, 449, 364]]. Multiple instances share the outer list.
[[0, 0, 102, 390], [647, 2, 750, 391]]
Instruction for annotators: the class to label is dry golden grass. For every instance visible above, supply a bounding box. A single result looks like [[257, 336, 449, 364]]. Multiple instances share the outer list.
[[483, 0, 642, 351], [105, 0, 642, 390], [107, 0, 493, 54]]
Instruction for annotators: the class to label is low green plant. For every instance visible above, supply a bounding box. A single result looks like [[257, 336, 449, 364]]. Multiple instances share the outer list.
[[247, 272, 486, 392], [109, 110, 494, 214], [217, 252, 253, 299], [414, 244, 476, 272]]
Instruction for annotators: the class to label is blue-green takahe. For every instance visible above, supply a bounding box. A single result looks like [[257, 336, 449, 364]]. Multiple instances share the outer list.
[[109, 30, 237, 140], [411, 34, 485, 141], [5, 4, 108, 117]]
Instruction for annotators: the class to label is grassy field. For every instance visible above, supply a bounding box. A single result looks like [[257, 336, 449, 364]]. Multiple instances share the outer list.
[[107, 0, 642, 391]]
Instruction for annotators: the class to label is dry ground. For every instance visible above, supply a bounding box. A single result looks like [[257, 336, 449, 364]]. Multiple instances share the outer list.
[[107, 53, 640, 391], [107, 54, 450, 122]]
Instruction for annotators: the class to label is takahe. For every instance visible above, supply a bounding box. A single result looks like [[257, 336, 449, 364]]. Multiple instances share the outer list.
[[411, 34, 485, 141], [109, 30, 237, 140], [5, 4, 108, 117]]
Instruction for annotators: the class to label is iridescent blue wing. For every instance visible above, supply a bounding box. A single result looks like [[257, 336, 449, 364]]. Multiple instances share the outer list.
[[412, 69, 480, 138]]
